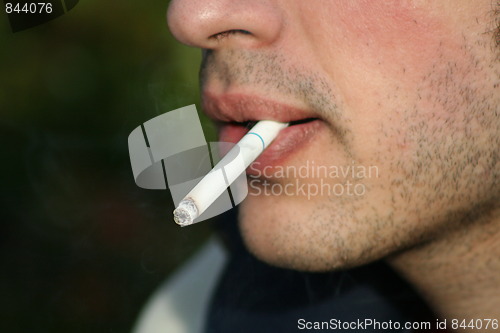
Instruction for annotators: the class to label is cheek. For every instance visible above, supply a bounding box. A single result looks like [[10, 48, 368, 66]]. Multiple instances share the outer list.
[[298, 1, 459, 96], [332, 0, 449, 70], [307, 0, 466, 101], [317, 1, 472, 150]]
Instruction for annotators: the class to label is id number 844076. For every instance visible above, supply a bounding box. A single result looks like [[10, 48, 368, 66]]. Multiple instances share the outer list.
[[6, 2, 53, 14]]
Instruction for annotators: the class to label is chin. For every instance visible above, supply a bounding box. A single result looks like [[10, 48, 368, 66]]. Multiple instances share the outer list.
[[236, 193, 389, 272]]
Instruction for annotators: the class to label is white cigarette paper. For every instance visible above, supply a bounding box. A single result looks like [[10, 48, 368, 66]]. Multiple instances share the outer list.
[[173, 120, 288, 226]]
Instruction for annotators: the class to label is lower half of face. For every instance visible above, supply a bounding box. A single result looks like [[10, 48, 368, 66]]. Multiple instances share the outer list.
[[233, 1, 499, 271]]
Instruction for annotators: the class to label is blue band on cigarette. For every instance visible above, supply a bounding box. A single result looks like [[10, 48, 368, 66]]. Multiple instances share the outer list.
[[247, 132, 265, 151]]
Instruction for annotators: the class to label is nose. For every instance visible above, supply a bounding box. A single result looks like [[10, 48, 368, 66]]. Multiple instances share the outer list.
[[167, 0, 283, 49]]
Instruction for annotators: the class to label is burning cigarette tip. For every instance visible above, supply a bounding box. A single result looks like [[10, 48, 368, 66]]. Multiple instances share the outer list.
[[173, 198, 198, 226]]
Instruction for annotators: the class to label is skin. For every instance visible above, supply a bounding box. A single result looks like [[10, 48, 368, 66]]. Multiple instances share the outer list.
[[168, 0, 500, 326]]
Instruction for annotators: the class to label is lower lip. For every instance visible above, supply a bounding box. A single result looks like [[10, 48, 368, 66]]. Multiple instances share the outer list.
[[218, 120, 324, 174]]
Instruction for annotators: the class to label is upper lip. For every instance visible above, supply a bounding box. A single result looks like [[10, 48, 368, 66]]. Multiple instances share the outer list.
[[202, 92, 319, 124]]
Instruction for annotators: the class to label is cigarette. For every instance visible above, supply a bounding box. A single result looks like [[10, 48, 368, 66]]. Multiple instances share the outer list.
[[173, 120, 288, 226]]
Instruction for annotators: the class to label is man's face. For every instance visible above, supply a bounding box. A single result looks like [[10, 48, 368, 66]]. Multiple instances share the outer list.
[[168, 0, 499, 271]]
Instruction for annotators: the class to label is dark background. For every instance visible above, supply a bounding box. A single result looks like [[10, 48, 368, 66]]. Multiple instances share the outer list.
[[0, 1, 216, 332]]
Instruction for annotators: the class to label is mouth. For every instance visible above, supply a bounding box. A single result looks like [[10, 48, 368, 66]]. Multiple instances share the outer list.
[[203, 93, 326, 173], [231, 117, 319, 129]]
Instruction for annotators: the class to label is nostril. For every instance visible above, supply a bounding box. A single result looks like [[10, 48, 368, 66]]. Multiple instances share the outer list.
[[209, 29, 252, 41], [233, 29, 252, 35]]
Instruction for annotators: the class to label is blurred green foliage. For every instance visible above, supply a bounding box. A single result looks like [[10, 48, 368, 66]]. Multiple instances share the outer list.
[[0, 1, 216, 332]]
